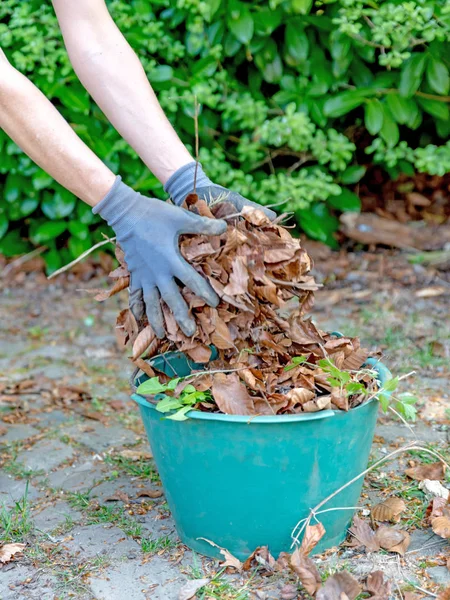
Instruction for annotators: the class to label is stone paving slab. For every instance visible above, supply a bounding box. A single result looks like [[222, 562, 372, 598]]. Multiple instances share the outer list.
[[91, 476, 150, 504], [32, 501, 82, 533], [0, 564, 58, 600], [47, 459, 108, 492], [61, 422, 138, 453], [0, 424, 40, 444], [63, 524, 140, 560], [15, 439, 74, 473], [0, 473, 41, 508], [89, 555, 190, 600]]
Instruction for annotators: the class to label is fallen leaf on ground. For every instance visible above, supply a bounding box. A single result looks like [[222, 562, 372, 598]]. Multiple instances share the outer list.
[[437, 587, 450, 600], [365, 570, 391, 600], [426, 497, 449, 522], [178, 578, 210, 600], [405, 461, 446, 481], [0, 542, 26, 564], [198, 538, 243, 571], [316, 571, 361, 600], [299, 522, 326, 556], [348, 516, 380, 552], [375, 526, 410, 555], [132, 326, 157, 360], [242, 546, 275, 571], [117, 448, 152, 461], [371, 497, 406, 523], [136, 489, 163, 499], [290, 550, 322, 595], [104, 491, 130, 504], [431, 516, 450, 539], [280, 583, 299, 600]]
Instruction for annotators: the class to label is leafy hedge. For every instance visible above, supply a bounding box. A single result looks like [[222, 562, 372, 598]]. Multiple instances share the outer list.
[[0, 0, 449, 266]]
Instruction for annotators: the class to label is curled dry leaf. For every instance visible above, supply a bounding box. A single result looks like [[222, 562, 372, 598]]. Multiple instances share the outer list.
[[371, 497, 406, 523], [137, 489, 163, 499], [0, 542, 26, 564], [280, 583, 299, 600], [299, 522, 326, 557], [426, 496, 449, 522], [94, 276, 129, 301], [316, 571, 361, 600], [431, 516, 450, 539], [199, 538, 243, 571], [118, 448, 152, 461], [178, 578, 210, 600], [405, 461, 446, 481], [348, 516, 380, 552], [104, 490, 130, 504], [365, 571, 391, 600], [375, 526, 410, 555], [132, 326, 157, 360], [290, 550, 322, 596], [438, 588, 450, 600], [212, 373, 254, 415]]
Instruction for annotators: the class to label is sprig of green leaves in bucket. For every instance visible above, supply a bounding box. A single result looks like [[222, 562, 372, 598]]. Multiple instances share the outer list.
[[284, 356, 418, 421], [136, 377, 213, 421]]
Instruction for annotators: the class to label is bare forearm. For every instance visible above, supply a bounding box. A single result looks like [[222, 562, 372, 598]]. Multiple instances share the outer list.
[[52, 0, 192, 185], [0, 58, 115, 206]]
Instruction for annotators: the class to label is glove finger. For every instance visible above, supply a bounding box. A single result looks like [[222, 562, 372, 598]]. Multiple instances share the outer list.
[[158, 278, 197, 337], [174, 260, 220, 308], [129, 286, 145, 322], [181, 212, 227, 236], [143, 286, 165, 339]]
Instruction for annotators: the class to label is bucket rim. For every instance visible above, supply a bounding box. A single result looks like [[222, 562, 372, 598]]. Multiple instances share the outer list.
[[131, 356, 390, 424]]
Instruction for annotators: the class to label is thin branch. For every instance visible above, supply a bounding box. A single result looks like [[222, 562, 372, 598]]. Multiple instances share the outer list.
[[47, 236, 116, 280], [1, 246, 47, 278], [193, 96, 199, 193]]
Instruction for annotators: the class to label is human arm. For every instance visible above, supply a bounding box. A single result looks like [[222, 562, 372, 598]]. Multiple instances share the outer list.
[[51, 0, 275, 218], [0, 51, 226, 336]]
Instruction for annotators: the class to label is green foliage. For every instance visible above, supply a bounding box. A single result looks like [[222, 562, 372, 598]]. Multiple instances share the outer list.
[[1, 0, 449, 262], [136, 377, 213, 420]]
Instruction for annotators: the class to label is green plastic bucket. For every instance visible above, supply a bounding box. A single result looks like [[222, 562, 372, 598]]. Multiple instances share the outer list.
[[132, 354, 390, 560]]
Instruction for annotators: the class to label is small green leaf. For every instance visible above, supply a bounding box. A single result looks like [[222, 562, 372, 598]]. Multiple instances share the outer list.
[[399, 53, 426, 98], [68, 221, 89, 240], [137, 377, 169, 396], [228, 4, 254, 45], [386, 94, 418, 125], [0, 213, 8, 240], [340, 165, 366, 185], [416, 97, 449, 121], [378, 392, 390, 413], [365, 99, 384, 135], [291, 0, 313, 15], [150, 65, 173, 82], [4, 173, 25, 203], [41, 188, 76, 220], [166, 377, 181, 391], [182, 384, 197, 394], [327, 188, 361, 211], [383, 376, 399, 392], [55, 85, 90, 114], [166, 405, 192, 421], [296, 203, 339, 246], [156, 396, 184, 413], [285, 22, 309, 64], [32, 169, 53, 191], [31, 221, 67, 244], [323, 91, 367, 118], [426, 56, 450, 96], [380, 105, 400, 147], [346, 382, 365, 395]]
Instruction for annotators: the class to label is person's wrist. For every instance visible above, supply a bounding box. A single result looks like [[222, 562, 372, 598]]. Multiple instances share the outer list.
[[164, 161, 213, 205], [92, 176, 144, 238]]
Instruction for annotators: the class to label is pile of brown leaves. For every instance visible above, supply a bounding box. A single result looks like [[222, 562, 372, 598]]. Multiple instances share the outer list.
[[100, 197, 378, 416]]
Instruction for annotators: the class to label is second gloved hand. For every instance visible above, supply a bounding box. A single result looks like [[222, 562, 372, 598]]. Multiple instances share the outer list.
[[164, 162, 277, 220], [93, 176, 227, 338]]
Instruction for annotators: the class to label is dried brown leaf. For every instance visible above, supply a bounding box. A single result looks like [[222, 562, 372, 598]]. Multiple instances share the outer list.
[[0, 542, 26, 564], [286, 388, 315, 407], [132, 326, 157, 360], [299, 522, 326, 556], [437, 587, 450, 600], [94, 276, 129, 301], [316, 571, 361, 600], [371, 497, 406, 523], [405, 461, 446, 481], [132, 357, 156, 379], [136, 489, 163, 499], [223, 256, 249, 296], [432, 516, 450, 539], [302, 396, 332, 413], [212, 373, 255, 415], [117, 448, 152, 461], [104, 490, 130, 503], [241, 206, 271, 226], [178, 578, 210, 600], [210, 317, 235, 350], [290, 550, 322, 595], [365, 571, 391, 600], [280, 584, 299, 600], [348, 516, 380, 552], [330, 387, 349, 411], [375, 526, 410, 555], [186, 345, 212, 363]]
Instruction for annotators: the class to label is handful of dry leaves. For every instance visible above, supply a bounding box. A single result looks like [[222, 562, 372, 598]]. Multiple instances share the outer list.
[[100, 196, 378, 416]]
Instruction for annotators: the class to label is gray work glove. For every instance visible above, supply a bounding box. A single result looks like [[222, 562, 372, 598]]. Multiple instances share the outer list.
[[164, 162, 277, 220], [93, 176, 227, 338]]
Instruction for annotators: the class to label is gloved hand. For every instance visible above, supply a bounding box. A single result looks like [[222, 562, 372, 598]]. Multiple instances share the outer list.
[[93, 176, 227, 338], [164, 162, 277, 220]]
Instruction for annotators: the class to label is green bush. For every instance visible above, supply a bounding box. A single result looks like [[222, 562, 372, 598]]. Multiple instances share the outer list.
[[0, 0, 449, 265]]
